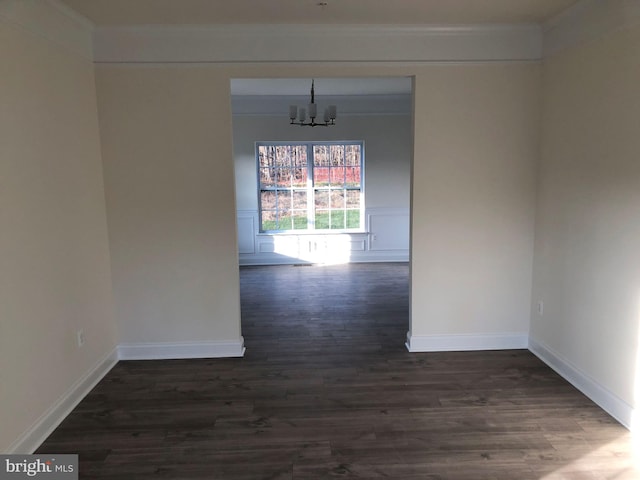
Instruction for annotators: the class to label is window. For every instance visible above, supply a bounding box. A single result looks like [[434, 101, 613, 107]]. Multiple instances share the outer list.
[[257, 141, 363, 232]]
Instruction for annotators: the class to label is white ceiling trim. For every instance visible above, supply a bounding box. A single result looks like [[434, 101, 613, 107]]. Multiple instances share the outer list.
[[543, 0, 640, 56], [0, 0, 94, 60], [232, 94, 412, 116], [231, 78, 412, 96], [93, 24, 543, 64]]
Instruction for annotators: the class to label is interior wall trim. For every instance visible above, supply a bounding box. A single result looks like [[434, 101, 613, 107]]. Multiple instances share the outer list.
[[117, 339, 246, 360], [5, 348, 118, 454], [93, 24, 542, 64], [528, 336, 633, 430], [405, 332, 528, 352], [232, 95, 412, 116]]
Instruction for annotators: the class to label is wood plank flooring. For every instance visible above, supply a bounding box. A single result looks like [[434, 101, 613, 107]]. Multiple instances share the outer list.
[[37, 263, 637, 479]]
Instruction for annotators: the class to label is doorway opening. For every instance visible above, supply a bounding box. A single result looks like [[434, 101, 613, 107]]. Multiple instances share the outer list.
[[230, 76, 414, 353]]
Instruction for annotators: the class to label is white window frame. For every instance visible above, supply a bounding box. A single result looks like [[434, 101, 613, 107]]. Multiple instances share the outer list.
[[256, 141, 365, 233]]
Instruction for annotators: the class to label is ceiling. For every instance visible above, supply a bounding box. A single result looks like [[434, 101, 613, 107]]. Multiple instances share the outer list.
[[60, 0, 581, 26]]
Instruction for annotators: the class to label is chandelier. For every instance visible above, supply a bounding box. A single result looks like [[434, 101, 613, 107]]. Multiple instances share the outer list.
[[289, 80, 337, 127]]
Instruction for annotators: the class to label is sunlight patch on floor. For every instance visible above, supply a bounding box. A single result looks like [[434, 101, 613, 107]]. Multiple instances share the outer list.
[[273, 234, 353, 265], [541, 434, 639, 479]]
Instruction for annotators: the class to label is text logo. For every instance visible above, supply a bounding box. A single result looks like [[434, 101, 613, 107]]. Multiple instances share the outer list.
[[0, 455, 78, 479]]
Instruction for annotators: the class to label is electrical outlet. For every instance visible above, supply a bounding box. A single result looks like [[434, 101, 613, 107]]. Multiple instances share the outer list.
[[76, 329, 85, 348], [537, 301, 544, 316], [371, 234, 377, 241]]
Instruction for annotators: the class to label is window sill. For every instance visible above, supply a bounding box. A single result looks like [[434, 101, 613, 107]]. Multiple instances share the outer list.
[[257, 230, 369, 236]]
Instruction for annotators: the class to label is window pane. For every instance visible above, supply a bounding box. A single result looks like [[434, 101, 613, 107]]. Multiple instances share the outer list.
[[346, 210, 360, 229], [259, 167, 276, 188], [261, 191, 276, 211], [292, 146, 307, 167], [292, 191, 307, 209], [277, 191, 292, 211], [330, 145, 345, 166], [346, 190, 360, 208], [261, 210, 277, 231], [274, 146, 291, 168], [314, 167, 330, 186], [345, 145, 361, 166], [276, 169, 292, 187], [258, 146, 273, 168], [313, 145, 330, 166], [330, 167, 346, 186], [293, 212, 307, 229], [315, 190, 329, 209], [277, 210, 293, 230], [315, 209, 330, 229], [346, 166, 360, 187], [330, 210, 345, 229], [330, 190, 345, 209], [292, 167, 307, 187]]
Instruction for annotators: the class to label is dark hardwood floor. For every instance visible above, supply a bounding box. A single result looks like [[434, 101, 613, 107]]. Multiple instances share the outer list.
[[37, 263, 637, 479]]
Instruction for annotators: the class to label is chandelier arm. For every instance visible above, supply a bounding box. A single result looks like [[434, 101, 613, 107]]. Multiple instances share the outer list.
[[290, 120, 331, 127]]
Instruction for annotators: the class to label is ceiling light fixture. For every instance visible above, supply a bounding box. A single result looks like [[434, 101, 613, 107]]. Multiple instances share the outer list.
[[289, 79, 337, 127]]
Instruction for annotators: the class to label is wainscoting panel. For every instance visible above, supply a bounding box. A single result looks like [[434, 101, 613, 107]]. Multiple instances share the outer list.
[[368, 208, 410, 251], [237, 208, 409, 265], [236, 213, 256, 254]]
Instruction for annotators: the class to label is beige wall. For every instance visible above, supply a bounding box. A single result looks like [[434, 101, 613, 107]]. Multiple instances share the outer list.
[[411, 64, 540, 339], [96, 63, 539, 349], [531, 24, 640, 408], [0, 13, 117, 451], [96, 66, 242, 344]]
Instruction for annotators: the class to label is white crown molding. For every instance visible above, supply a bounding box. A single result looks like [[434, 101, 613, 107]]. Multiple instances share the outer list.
[[5, 348, 118, 454], [117, 338, 246, 360], [528, 337, 633, 430], [405, 331, 528, 352], [0, 0, 94, 60], [232, 94, 412, 116], [95, 23, 537, 36], [93, 24, 542, 64], [543, 0, 640, 57]]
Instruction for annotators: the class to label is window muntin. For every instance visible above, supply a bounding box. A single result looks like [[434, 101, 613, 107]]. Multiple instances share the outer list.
[[257, 142, 363, 232]]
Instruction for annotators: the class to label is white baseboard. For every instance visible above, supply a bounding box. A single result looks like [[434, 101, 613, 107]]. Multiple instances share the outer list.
[[350, 251, 410, 263], [6, 348, 118, 454], [117, 338, 246, 360], [405, 331, 528, 352], [528, 336, 633, 430]]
